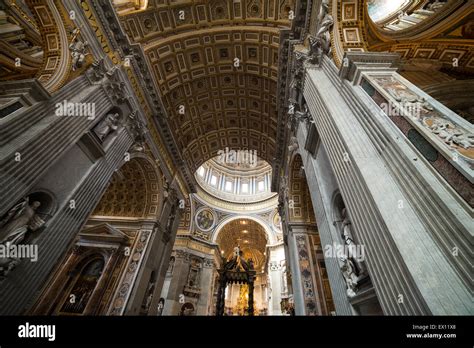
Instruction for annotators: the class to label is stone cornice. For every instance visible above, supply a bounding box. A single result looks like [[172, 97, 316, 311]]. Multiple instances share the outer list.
[[86, 0, 195, 194]]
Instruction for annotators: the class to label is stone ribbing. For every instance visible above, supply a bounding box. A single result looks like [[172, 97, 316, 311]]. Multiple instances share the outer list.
[[0, 130, 133, 315]]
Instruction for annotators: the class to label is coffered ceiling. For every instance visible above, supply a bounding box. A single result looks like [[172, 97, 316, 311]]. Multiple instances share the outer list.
[[216, 218, 268, 270], [116, 0, 294, 172]]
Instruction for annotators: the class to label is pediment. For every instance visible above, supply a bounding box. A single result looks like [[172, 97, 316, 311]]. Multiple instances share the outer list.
[[78, 223, 128, 244]]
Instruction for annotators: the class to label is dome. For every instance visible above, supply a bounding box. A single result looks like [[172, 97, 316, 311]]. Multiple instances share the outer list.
[[195, 153, 276, 204]]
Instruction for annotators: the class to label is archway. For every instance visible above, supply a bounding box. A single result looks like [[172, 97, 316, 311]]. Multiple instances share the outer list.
[[215, 218, 269, 316], [286, 153, 335, 315], [31, 154, 165, 315]]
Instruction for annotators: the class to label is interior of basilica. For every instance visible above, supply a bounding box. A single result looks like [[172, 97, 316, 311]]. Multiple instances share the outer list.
[[0, 0, 472, 318]]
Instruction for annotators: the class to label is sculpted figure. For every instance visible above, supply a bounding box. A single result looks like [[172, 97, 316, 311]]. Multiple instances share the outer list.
[[0, 198, 42, 245], [426, 0, 445, 11], [0, 198, 44, 277], [69, 29, 90, 71], [341, 208, 367, 276], [339, 256, 359, 297], [95, 113, 120, 141]]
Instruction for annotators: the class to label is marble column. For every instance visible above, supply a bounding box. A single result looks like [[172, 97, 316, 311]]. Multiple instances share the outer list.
[[299, 52, 472, 315], [0, 127, 133, 315], [161, 250, 190, 315], [195, 258, 215, 315]]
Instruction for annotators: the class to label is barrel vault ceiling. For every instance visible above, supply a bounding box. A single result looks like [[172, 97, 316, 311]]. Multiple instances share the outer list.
[[116, 0, 295, 173]]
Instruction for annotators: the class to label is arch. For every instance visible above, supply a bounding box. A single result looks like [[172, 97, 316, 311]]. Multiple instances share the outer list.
[[0, 190, 57, 244], [195, 156, 275, 203], [91, 155, 163, 219], [24, 0, 76, 92], [330, 189, 346, 225], [114, 1, 295, 172], [145, 26, 281, 171], [22, 189, 58, 221], [179, 302, 195, 316], [288, 153, 316, 224], [212, 214, 276, 246], [330, 0, 473, 77], [157, 297, 165, 316], [0, 2, 43, 80], [215, 218, 268, 270]]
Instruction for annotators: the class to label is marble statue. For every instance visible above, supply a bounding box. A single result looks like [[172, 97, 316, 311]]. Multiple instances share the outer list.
[[157, 299, 164, 316], [341, 208, 367, 276], [0, 198, 42, 245], [95, 113, 120, 141], [233, 245, 240, 259], [224, 245, 246, 271], [89, 59, 107, 82], [315, 8, 334, 56], [288, 136, 299, 152], [167, 257, 175, 274], [426, 0, 445, 11], [339, 256, 359, 298], [296, 104, 313, 123], [142, 281, 155, 313], [0, 198, 44, 277], [69, 29, 90, 71], [126, 111, 147, 145]]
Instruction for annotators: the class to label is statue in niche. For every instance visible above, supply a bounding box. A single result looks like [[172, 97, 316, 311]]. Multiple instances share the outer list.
[[69, 28, 90, 71], [95, 113, 120, 141], [0, 198, 43, 244], [341, 208, 367, 277], [167, 256, 175, 274], [187, 268, 199, 287], [288, 136, 299, 152], [339, 256, 359, 298], [180, 303, 195, 316], [297, 104, 312, 122], [157, 298, 165, 316], [316, 13, 333, 51], [142, 281, 155, 313], [0, 198, 44, 277], [317, 0, 330, 24]]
